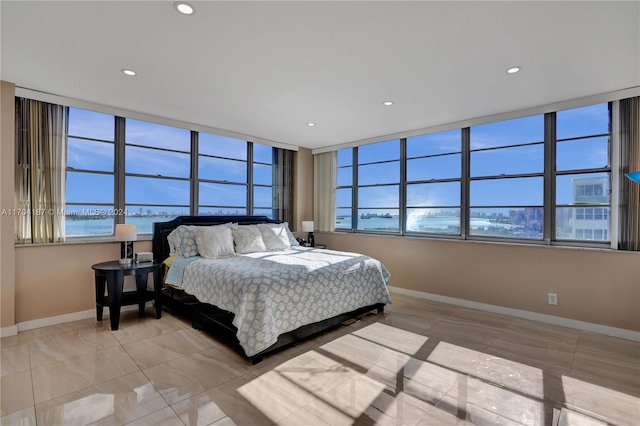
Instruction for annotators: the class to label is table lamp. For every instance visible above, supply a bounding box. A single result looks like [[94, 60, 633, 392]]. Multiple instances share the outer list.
[[115, 224, 137, 265], [301, 221, 315, 247]]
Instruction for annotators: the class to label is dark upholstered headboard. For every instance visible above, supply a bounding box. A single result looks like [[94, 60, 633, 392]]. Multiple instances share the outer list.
[[152, 215, 279, 261]]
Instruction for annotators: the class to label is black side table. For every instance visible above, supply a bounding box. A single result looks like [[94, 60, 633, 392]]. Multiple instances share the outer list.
[[92, 260, 163, 330]]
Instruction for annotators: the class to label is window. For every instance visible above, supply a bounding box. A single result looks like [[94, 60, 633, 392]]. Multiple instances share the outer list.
[[406, 130, 461, 235], [60, 105, 290, 238], [252, 143, 277, 218], [469, 115, 544, 239], [65, 108, 116, 237], [555, 103, 611, 242], [198, 133, 248, 216], [357, 140, 400, 232], [125, 119, 191, 234], [334, 101, 612, 248], [335, 149, 353, 230]]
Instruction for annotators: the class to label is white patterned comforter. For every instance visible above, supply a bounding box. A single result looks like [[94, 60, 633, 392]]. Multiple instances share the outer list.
[[166, 246, 392, 356]]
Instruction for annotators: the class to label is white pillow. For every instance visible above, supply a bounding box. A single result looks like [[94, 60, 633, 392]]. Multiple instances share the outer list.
[[196, 225, 235, 259], [232, 225, 267, 254], [258, 223, 292, 251]]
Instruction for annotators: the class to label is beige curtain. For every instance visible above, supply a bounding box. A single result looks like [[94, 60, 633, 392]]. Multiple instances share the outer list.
[[619, 96, 640, 251], [313, 151, 336, 232], [15, 98, 67, 244]]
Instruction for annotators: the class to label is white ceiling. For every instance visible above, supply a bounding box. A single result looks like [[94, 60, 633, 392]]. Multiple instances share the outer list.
[[2, 1, 639, 151]]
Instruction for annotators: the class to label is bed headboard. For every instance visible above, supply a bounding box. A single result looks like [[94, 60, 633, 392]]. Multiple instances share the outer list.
[[152, 215, 280, 261]]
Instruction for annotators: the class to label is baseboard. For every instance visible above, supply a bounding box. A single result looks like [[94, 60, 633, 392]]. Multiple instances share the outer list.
[[388, 286, 640, 342], [15, 305, 140, 333], [0, 324, 18, 338]]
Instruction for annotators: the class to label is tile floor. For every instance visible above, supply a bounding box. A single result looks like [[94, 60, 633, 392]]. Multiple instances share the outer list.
[[1, 293, 639, 425]]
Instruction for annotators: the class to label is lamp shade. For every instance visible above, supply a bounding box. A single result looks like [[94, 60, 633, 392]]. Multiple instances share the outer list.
[[301, 221, 314, 232], [115, 224, 137, 241], [626, 171, 640, 184]]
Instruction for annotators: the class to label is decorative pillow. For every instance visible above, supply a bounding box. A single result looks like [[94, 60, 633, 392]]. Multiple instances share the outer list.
[[258, 223, 291, 251], [232, 225, 267, 254], [196, 225, 235, 259], [167, 225, 199, 257], [259, 222, 299, 246]]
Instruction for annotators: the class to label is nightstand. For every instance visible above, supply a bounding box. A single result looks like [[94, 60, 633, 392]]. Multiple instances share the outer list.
[[92, 260, 162, 330]]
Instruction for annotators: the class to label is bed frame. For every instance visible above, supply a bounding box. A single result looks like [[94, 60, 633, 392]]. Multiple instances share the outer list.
[[152, 215, 385, 364]]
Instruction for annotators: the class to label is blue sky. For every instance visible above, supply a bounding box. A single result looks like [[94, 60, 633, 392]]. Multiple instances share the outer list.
[[67, 103, 610, 218], [66, 110, 274, 212], [337, 103, 610, 213]]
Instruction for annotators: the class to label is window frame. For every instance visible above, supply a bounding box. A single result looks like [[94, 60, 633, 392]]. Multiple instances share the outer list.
[[335, 102, 613, 249], [64, 107, 287, 239]]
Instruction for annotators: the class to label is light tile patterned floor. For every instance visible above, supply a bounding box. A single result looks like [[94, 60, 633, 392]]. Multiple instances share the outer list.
[[1, 293, 639, 425]]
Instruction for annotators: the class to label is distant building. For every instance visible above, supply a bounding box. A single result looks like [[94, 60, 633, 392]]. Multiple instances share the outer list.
[[570, 176, 609, 241]]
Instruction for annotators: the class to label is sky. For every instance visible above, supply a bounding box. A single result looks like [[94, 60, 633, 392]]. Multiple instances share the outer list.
[[336, 102, 610, 213], [65, 102, 611, 237]]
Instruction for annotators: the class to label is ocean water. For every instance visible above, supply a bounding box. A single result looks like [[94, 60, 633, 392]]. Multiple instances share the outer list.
[[65, 216, 176, 237]]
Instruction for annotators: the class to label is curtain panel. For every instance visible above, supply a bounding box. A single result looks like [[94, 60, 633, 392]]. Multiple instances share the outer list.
[[274, 148, 294, 225], [619, 96, 640, 251], [15, 98, 67, 244], [313, 151, 336, 232]]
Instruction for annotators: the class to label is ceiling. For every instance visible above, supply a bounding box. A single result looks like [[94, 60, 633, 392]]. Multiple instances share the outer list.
[[2, 1, 639, 151]]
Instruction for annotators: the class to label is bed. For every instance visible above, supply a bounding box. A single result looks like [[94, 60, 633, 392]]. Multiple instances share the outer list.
[[153, 215, 391, 364]]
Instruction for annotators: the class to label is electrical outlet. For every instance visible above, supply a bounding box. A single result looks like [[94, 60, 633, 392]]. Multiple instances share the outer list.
[[548, 293, 558, 305]]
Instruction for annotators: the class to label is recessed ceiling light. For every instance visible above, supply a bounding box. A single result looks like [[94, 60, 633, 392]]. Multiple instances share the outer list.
[[121, 69, 136, 76], [383, 101, 394, 106], [307, 123, 316, 127], [506, 66, 522, 74], [174, 1, 195, 15]]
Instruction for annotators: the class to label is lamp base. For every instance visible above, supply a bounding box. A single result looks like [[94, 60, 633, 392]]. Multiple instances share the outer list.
[[307, 232, 315, 247]]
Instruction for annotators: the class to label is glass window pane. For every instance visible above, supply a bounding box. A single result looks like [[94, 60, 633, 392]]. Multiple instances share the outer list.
[[357, 209, 399, 232], [199, 183, 246, 207], [556, 137, 609, 171], [254, 164, 273, 186], [125, 119, 190, 152], [557, 103, 609, 140], [469, 207, 543, 239], [337, 148, 353, 167], [65, 205, 114, 236], [125, 206, 187, 234], [556, 173, 610, 205], [556, 207, 610, 241], [126, 146, 190, 178], [358, 186, 399, 208], [407, 130, 461, 158], [358, 140, 399, 164], [336, 208, 352, 229], [68, 108, 114, 141], [199, 134, 247, 160], [253, 208, 275, 219], [254, 143, 274, 163], [407, 154, 461, 181], [67, 138, 113, 172], [471, 144, 543, 177], [337, 166, 352, 186], [199, 156, 247, 183], [358, 161, 399, 185], [126, 177, 190, 205], [66, 172, 113, 203], [336, 188, 352, 207], [254, 186, 274, 208], [470, 115, 543, 149], [199, 206, 247, 216], [406, 208, 460, 234], [407, 182, 460, 207], [470, 177, 543, 206]]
